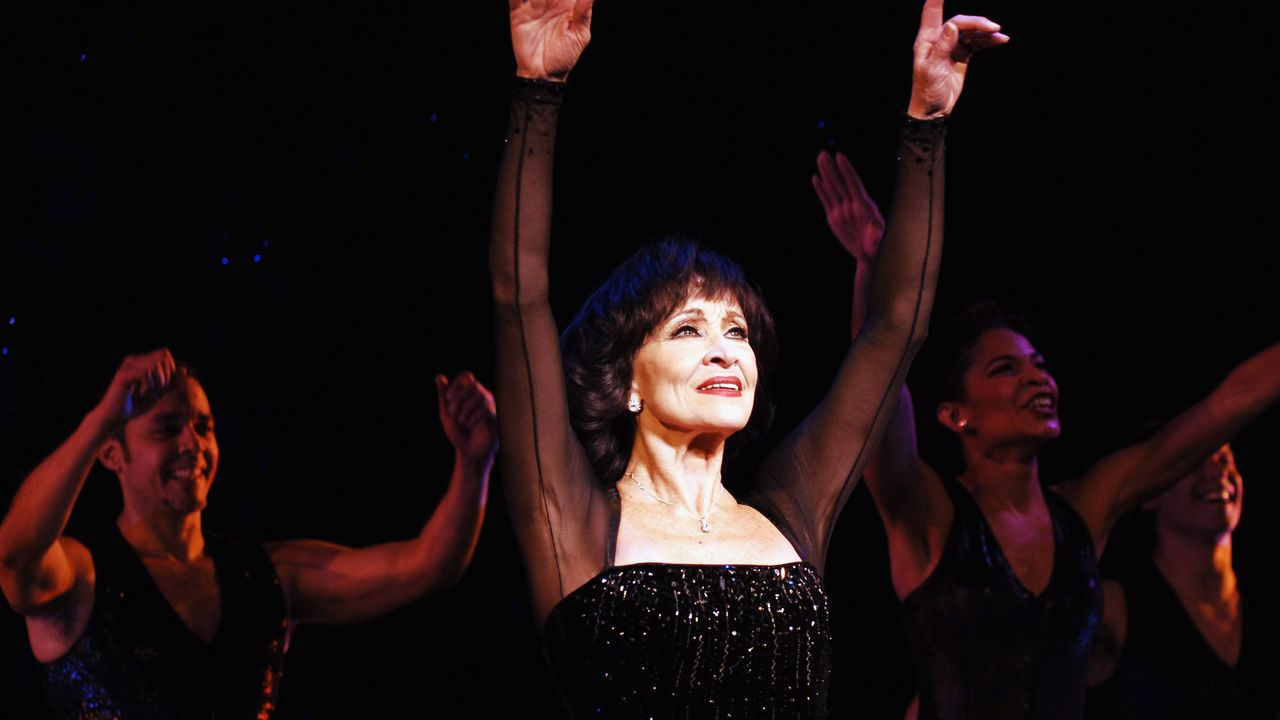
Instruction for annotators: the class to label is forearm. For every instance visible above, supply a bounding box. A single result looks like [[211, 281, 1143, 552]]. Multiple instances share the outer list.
[[274, 454, 490, 625], [850, 259, 877, 340], [861, 118, 947, 348], [489, 78, 563, 308]]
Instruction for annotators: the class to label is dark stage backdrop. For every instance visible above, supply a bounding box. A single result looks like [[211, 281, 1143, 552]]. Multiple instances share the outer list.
[[3, 2, 1275, 718]]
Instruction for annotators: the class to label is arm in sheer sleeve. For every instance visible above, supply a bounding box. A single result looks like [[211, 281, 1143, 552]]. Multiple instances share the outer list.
[[490, 79, 610, 626], [751, 118, 947, 571]]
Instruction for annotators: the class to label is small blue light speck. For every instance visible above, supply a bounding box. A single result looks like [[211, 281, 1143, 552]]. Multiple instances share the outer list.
[[253, 254, 261, 263], [429, 113, 439, 123], [462, 151, 471, 161], [80, 53, 87, 62], [817, 120, 827, 129], [7, 316, 14, 325], [2, 347, 8, 356], [220, 257, 230, 266]]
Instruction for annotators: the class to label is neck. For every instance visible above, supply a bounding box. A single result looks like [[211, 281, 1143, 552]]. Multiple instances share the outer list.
[[957, 448, 1042, 510], [117, 508, 206, 563], [625, 429, 727, 515], [1153, 527, 1236, 603]]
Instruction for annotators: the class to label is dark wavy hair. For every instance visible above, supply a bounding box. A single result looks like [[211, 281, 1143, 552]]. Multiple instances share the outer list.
[[911, 299, 1032, 475], [561, 236, 778, 484]]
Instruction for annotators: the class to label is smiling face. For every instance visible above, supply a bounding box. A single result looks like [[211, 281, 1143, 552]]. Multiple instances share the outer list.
[[102, 375, 219, 518], [943, 327, 1061, 449], [1148, 444, 1243, 538], [630, 295, 758, 440]]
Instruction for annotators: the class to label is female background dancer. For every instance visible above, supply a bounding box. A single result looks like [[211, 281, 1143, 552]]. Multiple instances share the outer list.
[[814, 149, 1280, 719], [490, 0, 1004, 716], [1085, 443, 1280, 719]]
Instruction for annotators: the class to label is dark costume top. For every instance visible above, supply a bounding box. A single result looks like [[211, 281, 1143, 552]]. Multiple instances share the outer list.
[[1085, 559, 1280, 720], [491, 78, 946, 719], [43, 525, 289, 719], [900, 484, 1103, 720]]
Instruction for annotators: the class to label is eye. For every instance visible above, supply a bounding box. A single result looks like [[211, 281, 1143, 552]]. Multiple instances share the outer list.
[[989, 363, 1013, 376], [671, 324, 701, 338], [726, 325, 749, 340]]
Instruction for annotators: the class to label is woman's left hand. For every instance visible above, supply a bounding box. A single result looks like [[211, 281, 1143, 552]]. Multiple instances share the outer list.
[[908, 0, 1008, 119]]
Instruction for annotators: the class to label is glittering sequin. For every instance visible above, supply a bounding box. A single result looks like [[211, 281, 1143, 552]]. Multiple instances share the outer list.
[[545, 562, 831, 719]]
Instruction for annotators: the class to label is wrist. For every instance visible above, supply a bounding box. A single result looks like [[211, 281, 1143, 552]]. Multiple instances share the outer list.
[[513, 74, 567, 104], [81, 405, 121, 444]]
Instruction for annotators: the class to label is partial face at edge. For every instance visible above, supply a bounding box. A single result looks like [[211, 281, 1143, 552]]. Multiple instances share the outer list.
[[630, 295, 758, 439], [1148, 444, 1243, 537]]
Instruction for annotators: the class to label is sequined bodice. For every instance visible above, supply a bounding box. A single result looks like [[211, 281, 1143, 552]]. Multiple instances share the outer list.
[[544, 562, 831, 719]]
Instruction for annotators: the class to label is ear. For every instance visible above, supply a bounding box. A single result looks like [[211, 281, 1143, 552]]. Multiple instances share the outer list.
[[936, 401, 968, 434], [99, 437, 127, 474]]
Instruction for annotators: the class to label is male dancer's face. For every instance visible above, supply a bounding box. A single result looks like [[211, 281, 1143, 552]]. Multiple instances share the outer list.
[[105, 375, 220, 517]]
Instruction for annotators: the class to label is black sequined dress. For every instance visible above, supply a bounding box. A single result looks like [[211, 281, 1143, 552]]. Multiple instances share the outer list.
[[42, 525, 289, 720], [491, 78, 946, 719]]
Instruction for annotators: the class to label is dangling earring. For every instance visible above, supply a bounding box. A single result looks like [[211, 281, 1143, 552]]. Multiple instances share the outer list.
[[628, 395, 643, 414], [957, 418, 968, 430]]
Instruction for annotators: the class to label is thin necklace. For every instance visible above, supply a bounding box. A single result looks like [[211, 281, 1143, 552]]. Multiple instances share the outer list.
[[623, 471, 719, 533]]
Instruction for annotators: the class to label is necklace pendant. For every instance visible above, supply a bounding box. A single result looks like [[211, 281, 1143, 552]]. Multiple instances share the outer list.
[[700, 518, 711, 533]]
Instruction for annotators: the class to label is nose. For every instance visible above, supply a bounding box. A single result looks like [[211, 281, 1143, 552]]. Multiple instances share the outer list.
[[176, 420, 202, 452], [703, 337, 740, 369], [1022, 364, 1052, 387]]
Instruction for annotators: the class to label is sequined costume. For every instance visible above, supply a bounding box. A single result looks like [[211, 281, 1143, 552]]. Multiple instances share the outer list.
[[900, 483, 1103, 720], [491, 78, 946, 719], [42, 525, 288, 719], [1085, 559, 1280, 720]]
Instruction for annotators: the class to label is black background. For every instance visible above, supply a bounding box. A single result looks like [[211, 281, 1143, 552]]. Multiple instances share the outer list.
[[3, 1, 1276, 717]]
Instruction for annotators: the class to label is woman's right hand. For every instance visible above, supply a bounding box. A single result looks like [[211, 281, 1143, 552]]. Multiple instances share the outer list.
[[509, 0, 594, 81]]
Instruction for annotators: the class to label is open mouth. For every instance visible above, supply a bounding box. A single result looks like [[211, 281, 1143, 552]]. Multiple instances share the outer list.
[[1194, 486, 1238, 504], [697, 377, 743, 394], [1024, 392, 1056, 413]]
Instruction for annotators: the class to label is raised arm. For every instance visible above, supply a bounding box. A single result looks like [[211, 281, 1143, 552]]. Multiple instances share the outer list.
[[753, 0, 1006, 571], [267, 371, 495, 625], [0, 351, 175, 651], [1059, 342, 1280, 552], [490, 0, 605, 625], [811, 150, 952, 598]]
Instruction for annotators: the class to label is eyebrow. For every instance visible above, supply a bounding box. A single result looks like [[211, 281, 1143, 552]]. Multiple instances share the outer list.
[[150, 410, 214, 425], [668, 307, 748, 325], [983, 351, 1044, 372]]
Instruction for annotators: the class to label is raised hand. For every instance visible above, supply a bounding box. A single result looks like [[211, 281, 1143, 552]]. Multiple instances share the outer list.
[[509, 0, 594, 81], [908, 0, 1008, 119], [812, 149, 885, 264], [435, 371, 499, 465], [96, 349, 179, 429]]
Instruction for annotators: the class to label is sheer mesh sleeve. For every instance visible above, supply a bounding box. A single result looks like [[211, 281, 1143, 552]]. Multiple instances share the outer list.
[[490, 79, 613, 627], [750, 118, 947, 572]]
